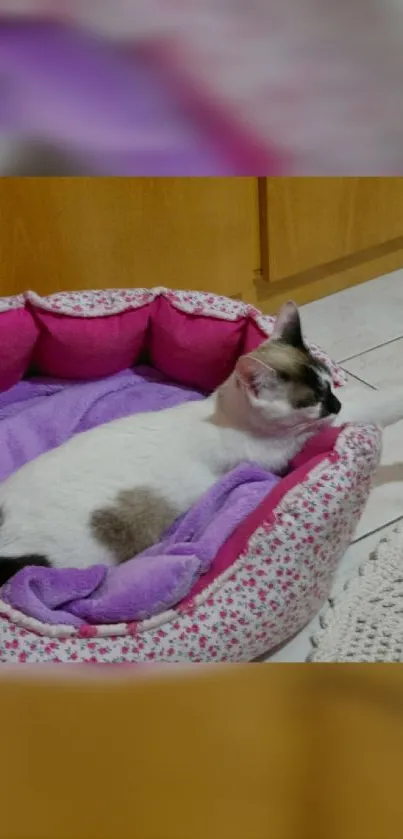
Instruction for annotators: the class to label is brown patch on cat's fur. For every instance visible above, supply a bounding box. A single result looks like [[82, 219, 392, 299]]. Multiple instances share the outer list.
[[251, 341, 310, 379], [90, 489, 179, 563], [251, 340, 328, 408]]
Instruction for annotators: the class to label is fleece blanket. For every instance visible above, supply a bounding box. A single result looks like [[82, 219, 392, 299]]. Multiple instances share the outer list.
[[0, 21, 239, 176], [0, 367, 279, 626], [3, 3, 403, 173]]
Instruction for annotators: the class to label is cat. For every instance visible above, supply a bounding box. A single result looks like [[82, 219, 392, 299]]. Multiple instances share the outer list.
[[0, 299, 401, 584]]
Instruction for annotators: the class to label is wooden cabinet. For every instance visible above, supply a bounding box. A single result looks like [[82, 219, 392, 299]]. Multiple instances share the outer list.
[[265, 178, 403, 279], [0, 177, 259, 301], [256, 177, 403, 312], [0, 177, 403, 313]]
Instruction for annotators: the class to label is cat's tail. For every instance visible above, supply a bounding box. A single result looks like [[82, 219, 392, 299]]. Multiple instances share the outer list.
[[337, 385, 403, 430]]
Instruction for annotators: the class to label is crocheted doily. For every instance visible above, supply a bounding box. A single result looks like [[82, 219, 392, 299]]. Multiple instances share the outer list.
[[309, 522, 403, 662]]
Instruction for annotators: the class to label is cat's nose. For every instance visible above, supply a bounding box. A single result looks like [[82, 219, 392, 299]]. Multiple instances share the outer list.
[[328, 393, 341, 415], [321, 392, 341, 417]]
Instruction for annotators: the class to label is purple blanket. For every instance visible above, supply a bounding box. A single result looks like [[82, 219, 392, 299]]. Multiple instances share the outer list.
[[0, 367, 279, 626], [0, 22, 235, 175]]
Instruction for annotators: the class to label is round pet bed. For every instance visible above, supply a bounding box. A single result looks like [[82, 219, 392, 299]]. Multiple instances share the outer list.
[[0, 287, 381, 663]]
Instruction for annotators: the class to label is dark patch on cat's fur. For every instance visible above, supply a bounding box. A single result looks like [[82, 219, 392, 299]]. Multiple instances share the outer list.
[[277, 310, 304, 349], [0, 506, 51, 584], [90, 489, 179, 563], [0, 555, 51, 586]]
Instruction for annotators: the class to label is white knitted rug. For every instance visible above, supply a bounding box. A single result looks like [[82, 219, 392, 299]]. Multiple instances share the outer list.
[[309, 522, 403, 662]]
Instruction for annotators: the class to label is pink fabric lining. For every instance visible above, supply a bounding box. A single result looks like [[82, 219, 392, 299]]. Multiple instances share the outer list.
[[31, 304, 151, 379], [243, 319, 268, 354], [149, 296, 246, 391], [179, 426, 342, 609], [0, 308, 39, 392]]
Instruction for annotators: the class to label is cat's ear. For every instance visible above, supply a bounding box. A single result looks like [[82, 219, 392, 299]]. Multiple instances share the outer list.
[[235, 355, 275, 395], [271, 301, 304, 349]]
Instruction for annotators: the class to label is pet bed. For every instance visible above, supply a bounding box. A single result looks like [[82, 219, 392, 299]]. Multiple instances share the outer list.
[[0, 287, 381, 663]]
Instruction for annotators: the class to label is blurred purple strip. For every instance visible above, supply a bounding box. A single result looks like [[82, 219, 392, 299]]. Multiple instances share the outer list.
[[0, 20, 243, 174]]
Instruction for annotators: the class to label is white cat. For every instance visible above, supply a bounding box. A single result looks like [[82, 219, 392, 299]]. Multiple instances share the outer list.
[[0, 300, 400, 582]]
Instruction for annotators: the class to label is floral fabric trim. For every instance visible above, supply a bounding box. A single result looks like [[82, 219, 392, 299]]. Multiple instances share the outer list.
[[26, 287, 256, 319], [0, 293, 26, 311]]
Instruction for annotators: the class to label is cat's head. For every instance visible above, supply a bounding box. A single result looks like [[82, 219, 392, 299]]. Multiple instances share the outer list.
[[230, 301, 341, 432]]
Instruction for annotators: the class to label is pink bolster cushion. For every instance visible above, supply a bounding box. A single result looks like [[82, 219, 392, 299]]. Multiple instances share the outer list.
[[0, 289, 342, 395], [0, 308, 39, 392], [243, 319, 269, 354], [149, 296, 246, 391], [31, 305, 151, 379]]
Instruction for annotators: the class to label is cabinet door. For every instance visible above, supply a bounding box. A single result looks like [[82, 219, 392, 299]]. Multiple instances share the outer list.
[[257, 177, 403, 311], [0, 177, 260, 301]]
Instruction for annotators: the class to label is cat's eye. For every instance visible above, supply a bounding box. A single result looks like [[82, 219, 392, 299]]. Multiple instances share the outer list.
[[278, 371, 290, 382], [295, 395, 318, 409]]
